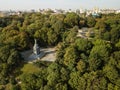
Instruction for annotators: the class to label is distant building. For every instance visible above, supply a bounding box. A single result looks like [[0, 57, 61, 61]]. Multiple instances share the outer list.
[[0, 10, 23, 17], [92, 13, 100, 17], [80, 8, 85, 14], [0, 11, 9, 17], [54, 9, 65, 14], [116, 9, 120, 14], [100, 9, 116, 14]]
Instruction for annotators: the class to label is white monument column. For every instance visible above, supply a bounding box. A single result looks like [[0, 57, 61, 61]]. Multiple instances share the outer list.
[[33, 39, 40, 55]]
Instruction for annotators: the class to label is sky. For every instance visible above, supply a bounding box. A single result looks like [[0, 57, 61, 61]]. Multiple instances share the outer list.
[[0, 0, 120, 11]]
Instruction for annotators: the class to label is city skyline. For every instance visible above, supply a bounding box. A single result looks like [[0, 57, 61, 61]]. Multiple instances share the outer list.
[[0, 0, 120, 11]]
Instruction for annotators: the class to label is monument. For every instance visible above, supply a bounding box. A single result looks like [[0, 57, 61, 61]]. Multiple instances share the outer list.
[[21, 39, 56, 63], [33, 39, 40, 55], [21, 39, 42, 62]]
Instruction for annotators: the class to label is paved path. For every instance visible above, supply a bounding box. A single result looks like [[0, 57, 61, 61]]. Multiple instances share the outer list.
[[21, 47, 56, 63]]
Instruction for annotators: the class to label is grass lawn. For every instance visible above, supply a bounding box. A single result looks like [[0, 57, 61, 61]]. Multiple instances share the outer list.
[[21, 63, 41, 74]]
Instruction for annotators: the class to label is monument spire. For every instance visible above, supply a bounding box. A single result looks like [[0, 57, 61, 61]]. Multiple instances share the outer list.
[[35, 39, 37, 45], [33, 39, 40, 55]]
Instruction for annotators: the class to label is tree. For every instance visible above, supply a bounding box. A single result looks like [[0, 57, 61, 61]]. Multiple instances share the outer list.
[[17, 31, 30, 49], [83, 71, 107, 90], [89, 39, 111, 70], [64, 46, 78, 69], [26, 23, 37, 37], [47, 72, 60, 86], [65, 27, 78, 43], [115, 40, 120, 50], [37, 27, 48, 46], [64, 12, 80, 28], [103, 31, 110, 41], [52, 20, 64, 35], [10, 84, 20, 90], [0, 45, 21, 85], [47, 29, 58, 46], [43, 85, 53, 90], [69, 71, 86, 90], [75, 38, 92, 54], [87, 16, 96, 27], [76, 60, 86, 73], [34, 30, 41, 39], [47, 63, 61, 86], [110, 25, 120, 43], [55, 83, 67, 90], [112, 51, 120, 69], [60, 67, 69, 82], [21, 73, 44, 90], [79, 19, 86, 28], [108, 83, 114, 90], [103, 65, 119, 83], [89, 53, 102, 71], [95, 19, 107, 33]]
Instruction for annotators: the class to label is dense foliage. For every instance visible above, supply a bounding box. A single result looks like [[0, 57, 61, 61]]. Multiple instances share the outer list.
[[0, 12, 120, 90]]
